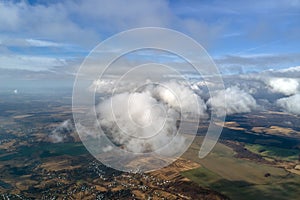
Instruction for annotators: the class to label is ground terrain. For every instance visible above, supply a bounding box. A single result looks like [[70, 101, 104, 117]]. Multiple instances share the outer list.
[[0, 92, 300, 199]]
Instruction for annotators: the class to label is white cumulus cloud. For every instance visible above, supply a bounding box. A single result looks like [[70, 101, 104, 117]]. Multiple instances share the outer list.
[[96, 80, 207, 153], [267, 78, 299, 95], [207, 86, 257, 116], [276, 94, 300, 115]]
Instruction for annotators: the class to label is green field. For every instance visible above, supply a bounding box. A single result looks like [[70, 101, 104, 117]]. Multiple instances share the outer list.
[[245, 144, 300, 162], [182, 166, 300, 200], [0, 142, 88, 161], [182, 137, 300, 200]]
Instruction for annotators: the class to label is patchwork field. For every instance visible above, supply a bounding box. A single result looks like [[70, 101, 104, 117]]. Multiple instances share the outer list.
[[245, 144, 300, 162], [182, 136, 300, 200]]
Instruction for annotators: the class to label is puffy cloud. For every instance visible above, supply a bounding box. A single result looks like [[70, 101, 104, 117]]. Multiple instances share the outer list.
[[49, 119, 74, 143], [267, 78, 299, 95], [276, 94, 300, 115], [152, 81, 207, 117], [96, 80, 207, 153], [207, 86, 257, 116], [90, 79, 207, 117], [89, 79, 116, 94]]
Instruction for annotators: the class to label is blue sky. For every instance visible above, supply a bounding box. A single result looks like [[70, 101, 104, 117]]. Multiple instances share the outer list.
[[0, 0, 299, 86]]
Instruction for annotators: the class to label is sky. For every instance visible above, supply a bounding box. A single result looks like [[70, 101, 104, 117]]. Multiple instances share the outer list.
[[0, 0, 299, 89]]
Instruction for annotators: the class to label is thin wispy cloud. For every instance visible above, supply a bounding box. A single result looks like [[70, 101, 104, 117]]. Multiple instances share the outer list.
[[0, 0, 298, 81]]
